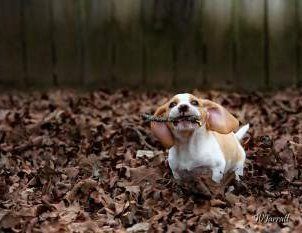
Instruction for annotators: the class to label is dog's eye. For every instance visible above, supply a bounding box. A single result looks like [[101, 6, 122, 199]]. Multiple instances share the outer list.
[[169, 102, 177, 108], [191, 100, 199, 106]]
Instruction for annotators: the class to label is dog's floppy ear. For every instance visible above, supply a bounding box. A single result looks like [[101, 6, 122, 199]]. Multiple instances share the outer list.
[[201, 99, 239, 134], [150, 104, 174, 148]]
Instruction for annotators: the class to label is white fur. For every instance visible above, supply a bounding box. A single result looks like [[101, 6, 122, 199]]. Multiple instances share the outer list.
[[167, 93, 248, 183], [168, 93, 201, 133], [169, 94, 201, 119], [235, 123, 249, 140]]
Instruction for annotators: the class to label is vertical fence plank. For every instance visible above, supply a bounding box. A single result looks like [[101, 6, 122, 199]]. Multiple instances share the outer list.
[[0, 0, 23, 87], [143, 0, 173, 89], [264, 0, 270, 87], [237, 0, 265, 90], [24, 0, 53, 86], [52, 0, 80, 86], [296, 0, 302, 86], [268, 0, 296, 88], [172, 0, 205, 90], [85, 0, 111, 87], [202, 0, 233, 89], [75, 0, 87, 85], [111, 0, 143, 87], [193, 0, 205, 88]]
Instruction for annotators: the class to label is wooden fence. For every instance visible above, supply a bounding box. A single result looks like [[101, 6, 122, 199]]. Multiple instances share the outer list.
[[0, 0, 301, 90]]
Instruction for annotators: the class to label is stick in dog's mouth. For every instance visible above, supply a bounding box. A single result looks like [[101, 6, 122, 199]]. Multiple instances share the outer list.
[[141, 114, 203, 126], [172, 115, 203, 127]]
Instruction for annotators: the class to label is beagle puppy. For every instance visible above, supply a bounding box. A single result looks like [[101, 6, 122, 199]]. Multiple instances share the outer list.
[[151, 93, 249, 183]]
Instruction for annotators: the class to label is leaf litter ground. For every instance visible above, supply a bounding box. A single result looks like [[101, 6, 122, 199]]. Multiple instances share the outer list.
[[0, 88, 301, 232]]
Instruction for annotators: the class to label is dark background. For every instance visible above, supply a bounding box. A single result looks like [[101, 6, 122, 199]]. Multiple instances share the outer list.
[[0, 0, 301, 90]]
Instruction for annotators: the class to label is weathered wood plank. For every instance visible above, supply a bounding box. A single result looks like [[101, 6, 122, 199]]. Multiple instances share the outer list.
[[268, 0, 296, 88], [85, 0, 112, 87], [0, 0, 23, 87], [172, 0, 205, 90], [111, 0, 143, 88], [237, 0, 266, 90], [295, 0, 302, 86], [52, 0, 80, 86], [202, 0, 233, 89], [24, 0, 53, 86], [143, 0, 173, 89]]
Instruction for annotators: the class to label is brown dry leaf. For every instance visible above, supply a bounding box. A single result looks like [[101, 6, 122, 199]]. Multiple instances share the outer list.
[[0, 211, 22, 229], [126, 222, 150, 233], [65, 179, 98, 203], [129, 166, 162, 185], [210, 199, 227, 207]]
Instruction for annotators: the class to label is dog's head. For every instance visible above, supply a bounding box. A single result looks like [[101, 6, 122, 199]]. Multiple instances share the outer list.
[[151, 93, 239, 148]]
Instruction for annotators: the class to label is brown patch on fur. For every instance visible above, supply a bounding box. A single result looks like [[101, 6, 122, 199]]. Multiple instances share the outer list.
[[168, 96, 180, 107], [153, 102, 169, 118], [213, 132, 243, 166], [154, 96, 180, 129], [154, 96, 180, 116], [199, 99, 239, 134], [196, 98, 209, 124], [188, 94, 197, 101], [151, 97, 181, 148]]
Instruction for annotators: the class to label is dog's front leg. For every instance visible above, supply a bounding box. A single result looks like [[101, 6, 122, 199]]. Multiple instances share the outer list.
[[211, 164, 225, 183], [171, 169, 181, 180]]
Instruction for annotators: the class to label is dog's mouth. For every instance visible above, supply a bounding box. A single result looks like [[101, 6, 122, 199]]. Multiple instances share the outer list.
[[172, 115, 200, 127]]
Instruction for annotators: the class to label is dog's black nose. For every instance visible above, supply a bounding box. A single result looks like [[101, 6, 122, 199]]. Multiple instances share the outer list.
[[178, 104, 189, 113]]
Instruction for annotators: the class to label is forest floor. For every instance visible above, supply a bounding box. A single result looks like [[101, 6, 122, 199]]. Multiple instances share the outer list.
[[0, 88, 301, 232]]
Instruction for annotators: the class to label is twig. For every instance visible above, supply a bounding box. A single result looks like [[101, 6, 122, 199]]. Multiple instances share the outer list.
[[141, 113, 202, 126]]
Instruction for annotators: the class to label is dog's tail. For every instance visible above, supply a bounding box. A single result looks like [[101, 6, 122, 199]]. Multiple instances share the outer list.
[[235, 124, 249, 141]]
